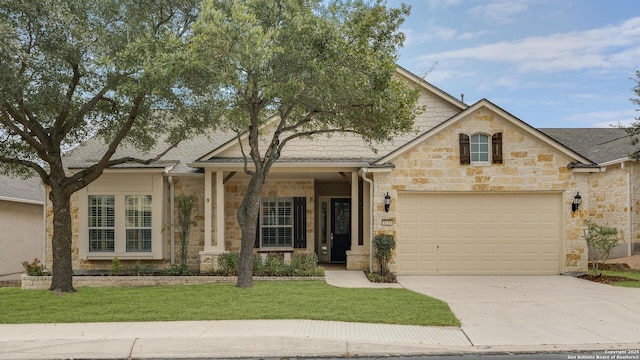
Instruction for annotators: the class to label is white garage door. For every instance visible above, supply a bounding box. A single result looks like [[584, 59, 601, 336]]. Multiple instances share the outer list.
[[397, 192, 562, 275]]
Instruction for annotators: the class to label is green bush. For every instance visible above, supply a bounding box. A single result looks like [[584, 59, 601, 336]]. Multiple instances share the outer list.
[[22, 258, 45, 276], [252, 254, 265, 275], [218, 252, 239, 276], [161, 264, 191, 276], [583, 219, 621, 276], [373, 234, 396, 277], [133, 260, 153, 276], [109, 257, 123, 276]]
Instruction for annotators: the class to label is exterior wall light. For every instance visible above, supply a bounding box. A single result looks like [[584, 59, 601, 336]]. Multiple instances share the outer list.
[[384, 192, 391, 212], [572, 192, 582, 212]]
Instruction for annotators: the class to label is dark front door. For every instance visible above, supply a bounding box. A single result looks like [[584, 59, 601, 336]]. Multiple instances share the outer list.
[[331, 198, 351, 262]]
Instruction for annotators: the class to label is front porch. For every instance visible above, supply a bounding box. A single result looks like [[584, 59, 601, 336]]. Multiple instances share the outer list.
[[195, 168, 373, 272]]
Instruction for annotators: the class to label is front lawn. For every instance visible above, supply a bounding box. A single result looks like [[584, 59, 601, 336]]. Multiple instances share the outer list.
[[0, 281, 460, 326], [603, 270, 640, 288]]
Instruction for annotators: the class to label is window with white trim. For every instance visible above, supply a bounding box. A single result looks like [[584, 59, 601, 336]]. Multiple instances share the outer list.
[[470, 133, 489, 163], [125, 195, 152, 252], [88, 195, 115, 252], [260, 197, 293, 248]]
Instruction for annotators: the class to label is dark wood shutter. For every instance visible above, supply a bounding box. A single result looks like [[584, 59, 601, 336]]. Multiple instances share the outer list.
[[459, 133, 470, 164], [293, 197, 307, 248], [492, 133, 503, 164]]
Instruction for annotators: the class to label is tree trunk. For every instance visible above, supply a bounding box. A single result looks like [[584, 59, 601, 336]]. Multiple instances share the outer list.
[[236, 175, 265, 288], [48, 188, 76, 294]]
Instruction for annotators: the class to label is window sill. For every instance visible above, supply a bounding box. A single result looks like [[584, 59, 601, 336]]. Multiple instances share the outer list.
[[471, 162, 491, 167], [257, 248, 295, 253], [87, 253, 156, 260]]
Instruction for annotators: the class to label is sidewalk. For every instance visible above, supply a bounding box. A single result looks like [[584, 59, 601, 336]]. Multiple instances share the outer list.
[[0, 271, 637, 359]]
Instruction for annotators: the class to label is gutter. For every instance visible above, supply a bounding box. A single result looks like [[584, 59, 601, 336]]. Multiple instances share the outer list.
[[359, 168, 374, 272]]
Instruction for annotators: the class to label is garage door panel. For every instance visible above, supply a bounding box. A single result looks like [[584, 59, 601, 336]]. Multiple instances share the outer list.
[[397, 192, 562, 275]]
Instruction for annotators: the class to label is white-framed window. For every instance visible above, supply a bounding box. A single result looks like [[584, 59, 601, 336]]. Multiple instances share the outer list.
[[88, 195, 115, 252], [125, 195, 152, 252], [87, 194, 153, 254], [470, 133, 490, 163], [261, 197, 293, 248]]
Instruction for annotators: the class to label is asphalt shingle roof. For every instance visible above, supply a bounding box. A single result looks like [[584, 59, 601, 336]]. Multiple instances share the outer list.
[[539, 128, 633, 164], [0, 174, 44, 203]]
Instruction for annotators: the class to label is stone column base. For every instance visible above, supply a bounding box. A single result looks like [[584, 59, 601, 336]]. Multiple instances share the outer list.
[[199, 251, 227, 273], [346, 251, 370, 271]]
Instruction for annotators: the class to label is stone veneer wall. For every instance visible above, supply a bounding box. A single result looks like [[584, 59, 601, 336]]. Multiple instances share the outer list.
[[372, 108, 588, 273], [587, 164, 631, 259], [224, 179, 314, 253], [172, 176, 206, 271]]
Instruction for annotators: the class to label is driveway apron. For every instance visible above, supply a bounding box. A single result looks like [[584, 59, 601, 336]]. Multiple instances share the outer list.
[[397, 275, 640, 346]]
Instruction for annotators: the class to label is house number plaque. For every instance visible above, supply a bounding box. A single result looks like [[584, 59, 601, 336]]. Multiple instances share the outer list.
[[381, 219, 393, 226]]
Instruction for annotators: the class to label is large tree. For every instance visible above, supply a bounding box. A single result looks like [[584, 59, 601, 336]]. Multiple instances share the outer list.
[[0, 0, 204, 293], [628, 70, 640, 159], [190, 0, 422, 287]]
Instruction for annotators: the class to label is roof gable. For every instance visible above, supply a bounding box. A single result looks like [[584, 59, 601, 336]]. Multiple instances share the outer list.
[[374, 99, 595, 166]]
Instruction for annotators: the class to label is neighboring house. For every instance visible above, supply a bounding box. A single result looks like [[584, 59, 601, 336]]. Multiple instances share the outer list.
[[51, 66, 638, 276], [0, 174, 45, 280]]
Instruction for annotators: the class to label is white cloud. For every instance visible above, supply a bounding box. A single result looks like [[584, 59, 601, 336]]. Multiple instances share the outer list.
[[467, 1, 530, 24], [417, 17, 640, 74], [564, 109, 638, 128], [403, 26, 488, 46]]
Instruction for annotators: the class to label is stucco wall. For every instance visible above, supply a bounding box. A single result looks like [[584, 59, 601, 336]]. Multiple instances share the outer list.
[[0, 200, 44, 279], [372, 108, 588, 273]]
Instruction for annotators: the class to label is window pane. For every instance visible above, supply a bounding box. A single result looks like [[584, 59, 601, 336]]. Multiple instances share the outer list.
[[470, 134, 489, 163], [88, 195, 115, 252], [125, 195, 152, 252], [260, 197, 293, 247]]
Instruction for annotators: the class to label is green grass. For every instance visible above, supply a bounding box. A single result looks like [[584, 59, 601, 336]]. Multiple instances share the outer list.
[[0, 281, 460, 326], [602, 270, 640, 288]]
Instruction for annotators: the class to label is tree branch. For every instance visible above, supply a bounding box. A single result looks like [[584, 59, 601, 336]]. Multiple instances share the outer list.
[[0, 155, 49, 183], [236, 130, 255, 176]]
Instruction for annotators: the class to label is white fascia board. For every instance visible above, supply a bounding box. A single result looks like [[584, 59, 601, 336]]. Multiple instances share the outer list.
[[0, 196, 44, 205], [598, 157, 631, 167], [188, 161, 368, 171]]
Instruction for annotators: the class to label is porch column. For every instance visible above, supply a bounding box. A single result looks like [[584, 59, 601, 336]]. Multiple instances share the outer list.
[[351, 171, 359, 249], [203, 169, 213, 252], [214, 170, 225, 252]]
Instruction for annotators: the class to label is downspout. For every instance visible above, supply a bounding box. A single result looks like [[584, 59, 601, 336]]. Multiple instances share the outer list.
[[622, 162, 633, 256], [41, 181, 47, 270], [360, 168, 374, 272], [168, 174, 176, 265]]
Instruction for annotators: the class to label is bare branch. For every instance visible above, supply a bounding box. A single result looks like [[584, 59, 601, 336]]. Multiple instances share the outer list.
[[54, 61, 81, 133], [0, 105, 50, 158], [0, 155, 49, 183], [236, 131, 255, 176]]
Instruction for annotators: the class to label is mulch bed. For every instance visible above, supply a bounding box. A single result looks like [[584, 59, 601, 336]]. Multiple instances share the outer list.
[[0, 280, 21, 288], [578, 274, 640, 285]]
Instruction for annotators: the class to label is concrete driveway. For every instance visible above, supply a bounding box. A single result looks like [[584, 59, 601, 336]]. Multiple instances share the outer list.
[[397, 275, 640, 346]]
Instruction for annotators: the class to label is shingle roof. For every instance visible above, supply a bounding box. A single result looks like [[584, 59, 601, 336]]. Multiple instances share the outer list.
[[539, 128, 633, 164], [63, 130, 237, 174], [0, 174, 44, 203]]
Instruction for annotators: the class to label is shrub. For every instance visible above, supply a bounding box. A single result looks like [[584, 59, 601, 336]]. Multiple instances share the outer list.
[[264, 254, 286, 276], [109, 257, 123, 276], [22, 258, 45, 276], [161, 264, 191, 276], [373, 233, 396, 277], [583, 219, 621, 276], [252, 254, 265, 276], [176, 195, 197, 270], [290, 253, 324, 276], [133, 260, 153, 276], [218, 252, 239, 276]]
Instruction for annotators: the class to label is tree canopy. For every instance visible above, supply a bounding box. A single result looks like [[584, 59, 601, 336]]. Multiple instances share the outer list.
[[190, 0, 422, 287], [0, 0, 204, 293]]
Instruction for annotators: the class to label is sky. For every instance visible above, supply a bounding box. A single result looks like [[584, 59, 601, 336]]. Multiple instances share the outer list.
[[390, 0, 640, 128]]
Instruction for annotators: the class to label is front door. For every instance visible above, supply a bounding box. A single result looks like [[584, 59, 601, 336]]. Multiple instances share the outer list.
[[330, 198, 351, 262]]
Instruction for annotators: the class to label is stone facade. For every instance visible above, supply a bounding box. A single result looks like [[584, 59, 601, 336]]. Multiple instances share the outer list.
[[223, 179, 315, 253], [371, 108, 588, 273]]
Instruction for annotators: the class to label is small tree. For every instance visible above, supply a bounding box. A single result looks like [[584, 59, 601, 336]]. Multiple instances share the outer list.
[[373, 233, 396, 277], [582, 219, 621, 276], [176, 195, 197, 272]]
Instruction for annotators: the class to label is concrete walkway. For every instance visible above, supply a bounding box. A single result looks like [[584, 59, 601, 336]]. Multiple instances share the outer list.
[[1, 271, 639, 359]]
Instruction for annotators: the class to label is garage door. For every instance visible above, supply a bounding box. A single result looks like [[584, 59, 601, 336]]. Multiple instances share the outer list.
[[396, 192, 562, 275]]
